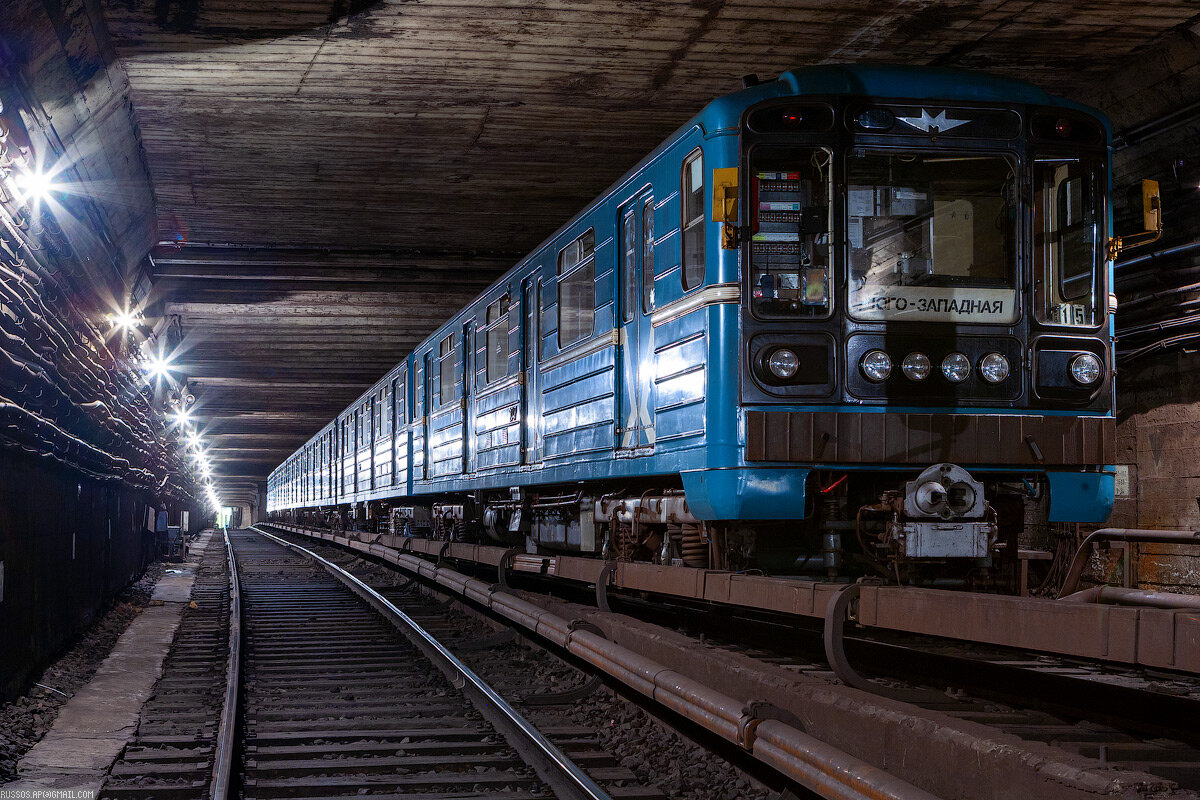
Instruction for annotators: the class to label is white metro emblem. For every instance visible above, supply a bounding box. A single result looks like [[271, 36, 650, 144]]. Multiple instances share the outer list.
[[897, 109, 969, 133]]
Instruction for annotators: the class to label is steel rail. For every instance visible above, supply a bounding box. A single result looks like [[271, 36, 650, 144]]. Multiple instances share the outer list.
[[249, 526, 612, 800], [209, 529, 241, 800]]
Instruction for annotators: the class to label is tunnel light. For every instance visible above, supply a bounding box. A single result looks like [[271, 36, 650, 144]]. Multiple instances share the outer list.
[[109, 308, 139, 331], [171, 407, 192, 426], [12, 167, 60, 204], [145, 354, 174, 381]]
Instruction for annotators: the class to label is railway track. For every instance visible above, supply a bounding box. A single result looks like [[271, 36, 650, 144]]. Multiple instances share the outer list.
[[105, 528, 684, 800], [230, 528, 618, 800]]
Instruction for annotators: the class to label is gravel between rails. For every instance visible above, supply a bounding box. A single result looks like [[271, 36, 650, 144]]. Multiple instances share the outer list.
[[0, 561, 166, 783], [270, 532, 772, 800]]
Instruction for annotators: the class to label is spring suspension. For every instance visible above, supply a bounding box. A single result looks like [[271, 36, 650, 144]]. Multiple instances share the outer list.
[[677, 522, 709, 568]]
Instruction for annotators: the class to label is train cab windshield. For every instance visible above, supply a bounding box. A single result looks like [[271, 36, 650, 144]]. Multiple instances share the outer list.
[[847, 152, 1018, 323], [749, 146, 834, 318]]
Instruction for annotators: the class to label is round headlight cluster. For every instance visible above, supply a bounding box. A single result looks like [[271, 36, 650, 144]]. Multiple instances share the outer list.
[[1070, 353, 1103, 385], [940, 353, 971, 383], [767, 348, 799, 380], [901, 352, 931, 381], [979, 353, 1010, 384], [860, 350, 1019, 385], [860, 350, 892, 382]]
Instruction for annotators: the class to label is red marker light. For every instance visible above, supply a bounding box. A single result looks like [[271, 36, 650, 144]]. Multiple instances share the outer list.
[[1055, 118, 1073, 138]]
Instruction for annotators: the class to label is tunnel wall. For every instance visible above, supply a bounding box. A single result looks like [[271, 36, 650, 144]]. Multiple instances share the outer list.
[[1079, 21, 1200, 591], [0, 0, 200, 699], [0, 451, 159, 701]]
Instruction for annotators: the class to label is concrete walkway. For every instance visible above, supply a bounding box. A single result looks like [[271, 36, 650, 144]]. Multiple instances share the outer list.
[[6, 531, 216, 793]]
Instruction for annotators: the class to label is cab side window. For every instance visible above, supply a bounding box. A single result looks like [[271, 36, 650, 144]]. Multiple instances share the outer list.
[[682, 149, 705, 291]]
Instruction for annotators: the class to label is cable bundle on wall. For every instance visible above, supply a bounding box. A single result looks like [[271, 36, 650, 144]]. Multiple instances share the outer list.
[[0, 85, 196, 504]]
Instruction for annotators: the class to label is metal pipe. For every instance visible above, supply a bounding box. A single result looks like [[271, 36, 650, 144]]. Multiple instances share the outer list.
[[1113, 99, 1200, 150], [1118, 331, 1200, 363], [1115, 238, 1200, 272], [1057, 528, 1200, 598], [1062, 585, 1200, 610]]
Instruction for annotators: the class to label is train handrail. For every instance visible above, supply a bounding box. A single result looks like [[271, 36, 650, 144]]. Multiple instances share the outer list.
[[210, 529, 242, 800], [250, 526, 612, 800]]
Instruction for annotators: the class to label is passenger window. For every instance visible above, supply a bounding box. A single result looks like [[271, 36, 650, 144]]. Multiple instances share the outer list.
[[682, 149, 705, 291], [558, 229, 596, 347], [394, 374, 405, 425], [642, 199, 655, 312], [438, 334, 455, 405], [381, 387, 391, 435], [484, 295, 511, 383]]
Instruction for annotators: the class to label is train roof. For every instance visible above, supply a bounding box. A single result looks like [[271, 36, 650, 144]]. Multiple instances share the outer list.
[[699, 64, 1110, 133]]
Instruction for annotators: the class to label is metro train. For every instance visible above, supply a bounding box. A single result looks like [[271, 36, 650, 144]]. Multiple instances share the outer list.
[[267, 64, 1126, 589]]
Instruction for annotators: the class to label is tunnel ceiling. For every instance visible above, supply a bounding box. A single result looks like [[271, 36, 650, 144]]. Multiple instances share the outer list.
[[93, 0, 1199, 506]]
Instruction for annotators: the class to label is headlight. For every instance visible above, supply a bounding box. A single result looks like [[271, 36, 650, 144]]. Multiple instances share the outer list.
[[941, 353, 970, 383], [767, 348, 799, 380], [979, 353, 1010, 384], [861, 350, 892, 382], [901, 352, 931, 381], [1070, 353, 1102, 385]]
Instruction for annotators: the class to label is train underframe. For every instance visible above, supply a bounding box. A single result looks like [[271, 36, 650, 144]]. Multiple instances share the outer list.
[[274, 461, 1070, 595]]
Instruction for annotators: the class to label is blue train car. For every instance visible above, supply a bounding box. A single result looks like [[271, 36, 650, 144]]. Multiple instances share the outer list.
[[268, 65, 1119, 586]]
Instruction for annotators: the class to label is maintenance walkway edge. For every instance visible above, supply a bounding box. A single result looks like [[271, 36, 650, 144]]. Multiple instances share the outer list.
[[6, 531, 215, 794]]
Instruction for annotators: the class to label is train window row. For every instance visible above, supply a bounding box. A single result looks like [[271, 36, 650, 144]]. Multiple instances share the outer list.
[[272, 140, 708, 508]]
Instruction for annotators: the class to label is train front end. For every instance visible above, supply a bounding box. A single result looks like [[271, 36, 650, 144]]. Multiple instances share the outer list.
[[695, 68, 1116, 584]]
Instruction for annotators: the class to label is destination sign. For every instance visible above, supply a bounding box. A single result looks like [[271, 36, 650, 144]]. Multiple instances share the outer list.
[[851, 286, 1018, 323]]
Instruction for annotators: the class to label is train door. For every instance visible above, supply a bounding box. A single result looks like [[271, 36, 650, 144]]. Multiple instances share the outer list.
[[521, 275, 542, 463], [341, 418, 350, 499], [461, 321, 473, 474], [394, 369, 408, 494], [422, 352, 432, 479], [616, 192, 656, 452]]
